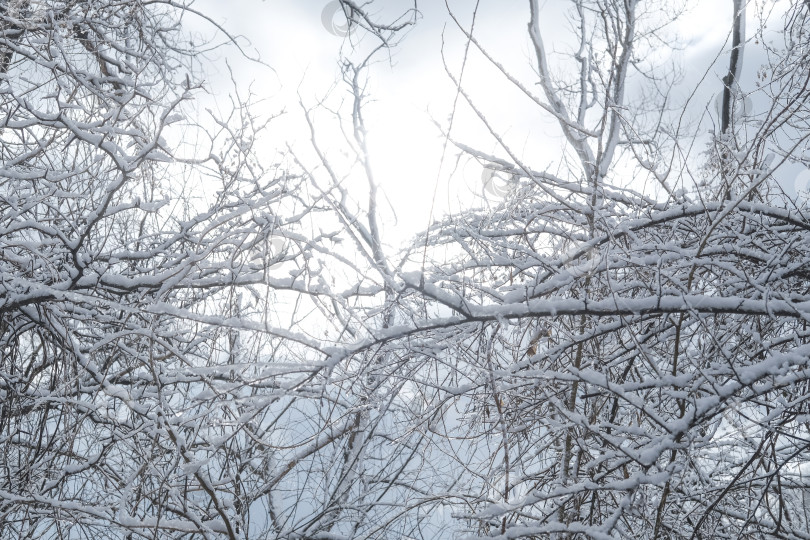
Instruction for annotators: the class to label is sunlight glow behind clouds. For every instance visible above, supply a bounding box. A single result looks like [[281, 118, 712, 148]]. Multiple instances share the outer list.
[[191, 0, 783, 245]]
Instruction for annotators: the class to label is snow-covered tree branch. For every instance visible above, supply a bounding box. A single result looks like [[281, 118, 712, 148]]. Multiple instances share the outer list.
[[4, 0, 810, 539]]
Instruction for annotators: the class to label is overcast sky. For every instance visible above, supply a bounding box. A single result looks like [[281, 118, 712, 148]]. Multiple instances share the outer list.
[[190, 1, 803, 245]]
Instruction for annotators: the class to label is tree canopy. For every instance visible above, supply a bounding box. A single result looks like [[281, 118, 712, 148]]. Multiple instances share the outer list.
[[2, 1, 810, 539]]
